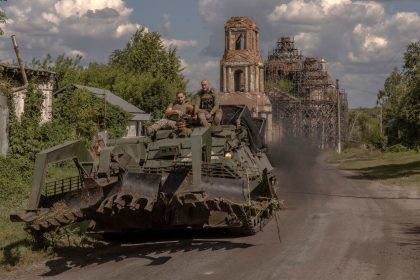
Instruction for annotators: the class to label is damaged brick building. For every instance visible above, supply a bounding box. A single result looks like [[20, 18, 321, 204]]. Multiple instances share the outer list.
[[218, 17, 347, 148], [218, 16, 273, 143], [265, 36, 348, 148]]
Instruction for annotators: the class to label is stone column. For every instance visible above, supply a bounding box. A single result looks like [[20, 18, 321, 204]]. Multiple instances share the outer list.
[[266, 112, 273, 144], [244, 66, 249, 92], [228, 67, 233, 92], [259, 67, 264, 92], [249, 66, 255, 92], [221, 65, 226, 92], [0, 94, 9, 156], [255, 65, 259, 92]]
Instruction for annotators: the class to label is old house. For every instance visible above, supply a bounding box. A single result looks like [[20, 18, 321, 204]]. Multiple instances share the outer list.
[[0, 63, 56, 156], [0, 63, 55, 123], [54, 84, 151, 137]]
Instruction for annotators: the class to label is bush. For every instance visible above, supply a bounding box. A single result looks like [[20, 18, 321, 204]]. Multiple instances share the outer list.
[[386, 144, 408, 153]]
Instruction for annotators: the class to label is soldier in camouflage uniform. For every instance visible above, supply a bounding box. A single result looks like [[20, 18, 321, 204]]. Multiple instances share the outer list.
[[146, 92, 193, 136], [192, 80, 223, 127]]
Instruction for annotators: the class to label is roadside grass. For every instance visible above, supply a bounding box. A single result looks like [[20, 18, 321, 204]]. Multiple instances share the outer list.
[[0, 161, 97, 272], [327, 148, 420, 187], [0, 200, 50, 272]]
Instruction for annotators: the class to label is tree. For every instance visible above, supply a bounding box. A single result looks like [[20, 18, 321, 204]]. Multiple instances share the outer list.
[[53, 87, 130, 144], [108, 28, 186, 117], [31, 54, 84, 91], [377, 41, 420, 147]]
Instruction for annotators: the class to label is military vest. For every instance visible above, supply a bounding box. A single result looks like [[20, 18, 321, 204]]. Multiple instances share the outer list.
[[172, 102, 189, 114], [199, 92, 215, 111]]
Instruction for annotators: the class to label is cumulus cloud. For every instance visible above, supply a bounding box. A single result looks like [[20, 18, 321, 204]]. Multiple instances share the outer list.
[[197, 0, 420, 107], [1, 0, 141, 62], [162, 13, 171, 36], [115, 23, 142, 38], [184, 60, 219, 91], [162, 39, 198, 50]]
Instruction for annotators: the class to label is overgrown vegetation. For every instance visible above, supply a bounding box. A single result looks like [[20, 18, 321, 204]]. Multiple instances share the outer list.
[[265, 79, 294, 94], [377, 41, 420, 148], [346, 107, 386, 150], [1, 28, 186, 271]]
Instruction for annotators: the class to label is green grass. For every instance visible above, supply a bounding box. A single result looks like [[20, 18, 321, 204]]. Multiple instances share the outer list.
[[327, 148, 420, 187], [0, 160, 91, 272]]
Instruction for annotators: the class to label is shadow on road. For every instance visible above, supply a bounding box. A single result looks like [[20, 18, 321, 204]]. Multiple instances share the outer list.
[[42, 229, 254, 276], [342, 160, 420, 181], [396, 223, 420, 248]]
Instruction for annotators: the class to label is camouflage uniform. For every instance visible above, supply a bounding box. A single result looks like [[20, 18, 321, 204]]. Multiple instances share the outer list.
[[193, 88, 223, 127], [147, 102, 191, 135]]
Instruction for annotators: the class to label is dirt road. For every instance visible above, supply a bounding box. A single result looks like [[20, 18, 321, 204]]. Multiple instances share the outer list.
[[3, 145, 420, 280]]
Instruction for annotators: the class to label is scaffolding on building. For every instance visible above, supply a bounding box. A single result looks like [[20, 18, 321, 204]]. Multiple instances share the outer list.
[[265, 36, 348, 148]]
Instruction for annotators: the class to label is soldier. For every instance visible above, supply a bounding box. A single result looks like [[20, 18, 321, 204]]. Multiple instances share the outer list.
[[192, 80, 223, 127], [146, 91, 193, 136]]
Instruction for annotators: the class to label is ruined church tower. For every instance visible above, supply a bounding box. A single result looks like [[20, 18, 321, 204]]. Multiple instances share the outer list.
[[219, 16, 273, 143]]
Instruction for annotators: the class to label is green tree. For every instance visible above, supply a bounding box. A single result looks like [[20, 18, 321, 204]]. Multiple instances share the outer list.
[[31, 54, 84, 91], [377, 41, 420, 148], [265, 80, 294, 94], [108, 28, 186, 117], [347, 108, 386, 150], [53, 88, 130, 144]]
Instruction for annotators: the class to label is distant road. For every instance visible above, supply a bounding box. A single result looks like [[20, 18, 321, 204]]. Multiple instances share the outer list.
[[3, 146, 420, 280]]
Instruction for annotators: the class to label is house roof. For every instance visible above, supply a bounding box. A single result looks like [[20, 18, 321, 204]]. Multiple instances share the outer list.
[[0, 62, 56, 76], [54, 84, 151, 121]]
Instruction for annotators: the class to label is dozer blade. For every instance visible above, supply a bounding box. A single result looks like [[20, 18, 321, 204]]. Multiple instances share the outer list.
[[200, 176, 250, 203]]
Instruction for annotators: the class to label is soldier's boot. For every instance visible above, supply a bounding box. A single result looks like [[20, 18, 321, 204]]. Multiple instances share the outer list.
[[178, 127, 192, 138], [146, 125, 156, 136]]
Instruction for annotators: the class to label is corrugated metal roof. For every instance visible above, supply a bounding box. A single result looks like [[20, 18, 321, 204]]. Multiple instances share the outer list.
[[0, 62, 56, 75], [54, 84, 151, 121], [73, 85, 145, 114]]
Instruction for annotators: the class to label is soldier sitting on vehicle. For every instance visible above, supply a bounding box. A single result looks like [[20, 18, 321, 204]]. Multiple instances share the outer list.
[[192, 80, 223, 127], [146, 91, 193, 136]]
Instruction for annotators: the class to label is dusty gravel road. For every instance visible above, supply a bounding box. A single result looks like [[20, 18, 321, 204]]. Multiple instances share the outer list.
[[3, 144, 420, 280]]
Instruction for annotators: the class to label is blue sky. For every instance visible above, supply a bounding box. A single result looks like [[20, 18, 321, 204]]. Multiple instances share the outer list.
[[0, 0, 419, 108]]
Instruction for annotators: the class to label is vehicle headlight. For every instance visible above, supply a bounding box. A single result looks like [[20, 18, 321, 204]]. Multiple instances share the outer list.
[[224, 151, 233, 159]]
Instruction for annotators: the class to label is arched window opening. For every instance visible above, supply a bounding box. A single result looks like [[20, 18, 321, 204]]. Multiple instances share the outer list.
[[235, 33, 245, 50], [234, 69, 245, 92]]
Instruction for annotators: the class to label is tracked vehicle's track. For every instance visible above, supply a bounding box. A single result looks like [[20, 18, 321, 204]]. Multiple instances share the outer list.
[[26, 192, 278, 236]]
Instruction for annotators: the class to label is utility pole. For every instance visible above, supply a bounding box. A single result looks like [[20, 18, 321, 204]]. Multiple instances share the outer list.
[[0, 94, 8, 156], [11, 34, 28, 88], [336, 79, 341, 154], [379, 100, 383, 135]]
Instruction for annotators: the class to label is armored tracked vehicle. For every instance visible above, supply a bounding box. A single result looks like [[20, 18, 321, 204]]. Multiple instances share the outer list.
[[11, 105, 279, 236]]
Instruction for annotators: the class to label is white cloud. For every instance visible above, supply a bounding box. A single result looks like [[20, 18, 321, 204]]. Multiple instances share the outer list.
[[54, 0, 132, 18], [363, 36, 388, 52], [162, 39, 198, 50], [162, 13, 171, 35], [197, 0, 420, 107], [66, 49, 85, 57], [115, 23, 141, 38], [185, 60, 219, 91], [1, 0, 142, 62], [268, 0, 324, 25], [294, 32, 320, 53], [42, 12, 60, 25]]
